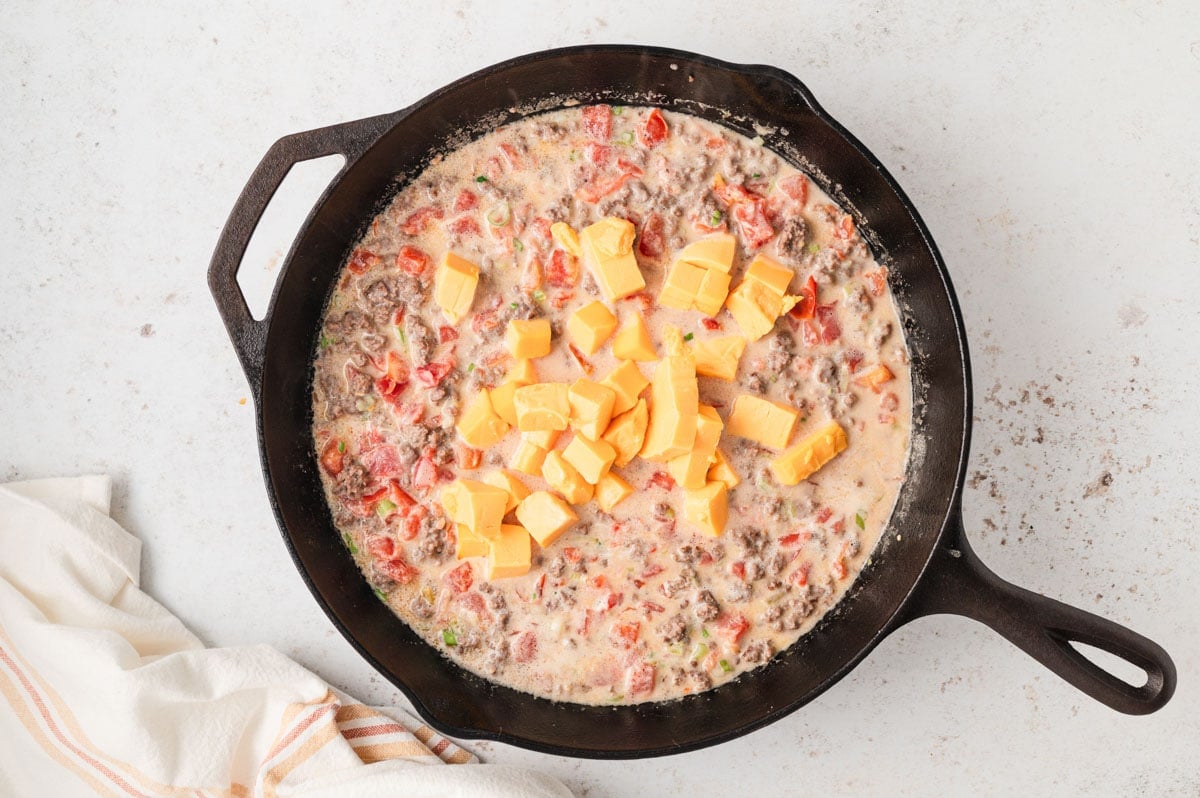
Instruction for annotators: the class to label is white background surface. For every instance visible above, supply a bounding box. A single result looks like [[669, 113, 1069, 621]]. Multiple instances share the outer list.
[[3, 2, 1198, 795]]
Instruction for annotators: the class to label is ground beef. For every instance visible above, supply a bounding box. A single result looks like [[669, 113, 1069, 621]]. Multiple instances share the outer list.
[[732, 527, 768, 558], [359, 331, 386, 353], [846, 283, 872, 314], [481, 642, 508, 675], [869, 321, 892, 350], [404, 316, 435, 364], [547, 554, 567, 579], [775, 216, 808, 264], [652, 502, 674, 522], [661, 571, 694, 599], [811, 247, 842, 284], [657, 614, 688, 645], [739, 639, 773, 665], [417, 517, 449, 561], [410, 595, 434, 619], [361, 277, 402, 326], [726, 580, 752, 602], [764, 592, 817, 632], [743, 372, 767, 394], [693, 589, 720, 621], [324, 309, 371, 339], [344, 365, 372, 396], [765, 334, 793, 372], [332, 459, 369, 500], [814, 357, 836, 385], [672, 544, 701, 565]]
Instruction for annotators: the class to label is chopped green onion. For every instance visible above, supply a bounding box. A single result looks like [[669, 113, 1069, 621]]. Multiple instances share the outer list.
[[509, 301, 518, 309], [373, 587, 387, 602], [683, 332, 694, 342], [512, 237, 524, 252], [612, 106, 624, 115], [608, 694, 625, 703], [719, 659, 733, 673], [569, 149, 579, 161], [375, 499, 397, 518], [751, 172, 762, 179], [751, 135, 764, 146], [342, 533, 358, 554], [467, 362, 475, 372], [855, 512, 866, 530], [442, 627, 457, 646], [475, 175, 488, 183], [668, 642, 685, 657], [532, 289, 546, 303], [398, 328, 407, 344], [319, 335, 333, 349], [615, 131, 634, 146], [691, 643, 709, 661], [337, 440, 346, 453], [700, 627, 710, 639], [806, 242, 820, 254], [486, 202, 511, 227], [709, 209, 723, 227]]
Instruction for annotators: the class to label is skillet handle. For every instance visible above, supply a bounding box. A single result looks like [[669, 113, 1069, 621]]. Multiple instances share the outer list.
[[900, 513, 1176, 714], [207, 111, 401, 390]]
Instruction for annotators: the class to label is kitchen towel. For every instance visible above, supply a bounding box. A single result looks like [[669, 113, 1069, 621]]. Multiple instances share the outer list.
[[0, 476, 572, 797]]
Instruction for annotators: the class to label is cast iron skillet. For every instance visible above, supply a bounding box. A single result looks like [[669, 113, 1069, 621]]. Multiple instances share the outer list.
[[208, 45, 1176, 757]]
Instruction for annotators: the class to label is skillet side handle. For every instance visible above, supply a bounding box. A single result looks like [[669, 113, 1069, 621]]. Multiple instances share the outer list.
[[207, 111, 400, 390], [900, 515, 1176, 715]]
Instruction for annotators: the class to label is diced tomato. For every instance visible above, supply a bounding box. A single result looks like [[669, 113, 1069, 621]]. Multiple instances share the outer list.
[[528, 216, 552, 242], [778, 533, 801, 547], [411, 451, 440, 490], [394, 401, 424, 425], [366, 535, 395, 560], [401, 206, 443, 236], [612, 621, 640, 649], [347, 248, 380, 275], [373, 376, 406, 406], [794, 562, 811, 587], [453, 188, 478, 212], [732, 198, 775, 250], [455, 442, 481, 470], [497, 142, 522, 170], [700, 317, 722, 331], [713, 180, 757, 208], [532, 573, 547, 601], [647, 471, 675, 491], [562, 546, 583, 563], [591, 574, 607, 589], [385, 351, 409, 382], [595, 591, 622, 612], [831, 556, 848, 581], [832, 517, 846, 534], [484, 156, 503, 182], [716, 613, 750, 644], [567, 342, 593, 374], [637, 212, 665, 258], [705, 135, 726, 150], [626, 662, 656, 696], [642, 600, 665, 615], [622, 292, 653, 313], [399, 512, 421, 541], [395, 245, 430, 276], [838, 214, 856, 240], [730, 561, 746, 579], [815, 303, 841, 343], [816, 507, 834, 524], [359, 445, 401, 479], [446, 215, 481, 237], [842, 348, 864, 374], [456, 591, 487, 618], [545, 249, 580, 287], [414, 360, 452, 388], [584, 142, 613, 166], [637, 109, 668, 148], [640, 564, 664, 580], [789, 276, 819, 320], [386, 482, 416, 514], [514, 630, 539, 663], [582, 104, 612, 141], [378, 555, 417, 585], [576, 171, 635, 203], [863, 268, 888, 297], [777, 174, 809, 205], [392, 307, 405, 326], [437, 326, 458, 344], [445, 563, 474, 593], [616, 158, 644, 178], [692, 211, 727, 234], [800, 320, 820, 347], [319, 439, 345, 476]]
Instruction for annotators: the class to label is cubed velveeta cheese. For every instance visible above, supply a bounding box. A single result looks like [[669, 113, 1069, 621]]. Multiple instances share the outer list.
[[579, 217, 646, 301], [489, 379, 521, 426], [509, 437, 548, 476], [675, 233, 736, 273], [480, 469, 531, 513], [666, 405, 724, 490], [434, 252, 480, 323], [658, 259, 708, 311], [507, 358, 538, 385], [454, 390, 510, 449], [513, 382, 570, 431], [660, 324, 686, 357], [639, 353, 699, 462], [691, 335, 747, 382], [612, 313, 657, 361], [707, 448, 741, 489], [568, 379, 616, 441], [542, 450, 594, 505], [693, 267, 733, 316], [487, 524, 532, 579], [567, 301, 619, 355], [744, 254, 795, 297], [770, 420, 849, 485], [454, 523, 489, 560], [683, 481, 728, 537], [562, 435, 616, 485], [594, 471, 633, 512], [505, 318, 552, 359], [725, 277, 783, 342], [440, 479, 509, 538], [515, 491, 578, 547], [522, 429, 560, 449], [550, 222, 582, 257], [726, 394, 801, 449], [602, 398, 648, 467], [601, 360, 650, 415]]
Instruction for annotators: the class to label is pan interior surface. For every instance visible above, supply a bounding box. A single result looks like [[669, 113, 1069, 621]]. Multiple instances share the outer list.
[[255, 46, 969, 757]]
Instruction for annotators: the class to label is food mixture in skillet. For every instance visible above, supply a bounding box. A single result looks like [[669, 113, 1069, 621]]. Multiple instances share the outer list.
[[311, 106, 911, 704]]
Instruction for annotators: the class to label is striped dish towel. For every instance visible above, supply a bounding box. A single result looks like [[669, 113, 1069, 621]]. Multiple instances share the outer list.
[[0, 477, 571, 798]]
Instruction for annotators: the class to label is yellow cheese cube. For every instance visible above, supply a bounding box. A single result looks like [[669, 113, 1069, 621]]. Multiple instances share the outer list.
[[542, 450, 594, 505], [726, 394, 801, 449], [455, 390, 510, 449], [567, 300, 619, 355], [480, 469, 531, 513], [489, 380, 520, 426], [550, 222, 582, 257], [523, 429, 560, 449], [707, 448, 741, 489], [612, 313, 657, 361], [683, 481, 728, 537], [658, 260, 708, 311], [601, 360, 650, 415], [487, 524, 532, 579], [580, 218, 647, 301], [562, 435, 617, 485], [725, 278, 782, 342], [666, 405, 724, 490], [744, 254, 795, 297], [661, 324, 687, 357], [691, 335, 747, 382], [434, 252, 480, 324], [455, 523, 489, 560], [509, 438, 548, 476], [675, 233, 736, 273], [505, 318, 552, 359], [594, 471, 633, 512], [568, 379, 617, 441], [770, 420, 849, 485], [639, 353, 699, 462], [513, 382, 570, 431], [515, 491, 578, 547], [440, 479, 509, 538], [507, 358, 538, 385], [602, 398, 649, 467], [693, 268, 733, 317]]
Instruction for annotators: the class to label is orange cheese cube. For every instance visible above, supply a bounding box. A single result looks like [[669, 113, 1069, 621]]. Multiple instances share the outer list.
[[440, 478, 509, 538], [594, 471, 633, 512], [658, 259, 708, 310], [454, 523, 489, 560], [562, 435, 617, 485], [612, 313, 657, 361], [744, 253, 795, 297], [434, 252, 480, 323], [487, 524, 532, 579], [579, 217, 646, 301], [513, 382, 570, 431], [601, 360, 650, 415], [505, 318, 552, 359], [542, 450, 594, 505], [567, 300, 619, 355], [550, 222, 582, 257], [683, 481, 728, 537], [707, 448, 741, 489], [454, 389, 510, 449], [602, 398, 648, 468], [693, 267, 732, 316], [568, 379, 616, 440], [480, 469, 531, 513], [509, 437, 548, 476], [489, 379, 521, 426], [691, 335, 747, 382], [666, 405, 724, 490], [675, 233, 736, 273], [522, 428, 560, 449], [515, 491, 578, 547], [507, 358, 538, 385], [726, 394, 801, 449], [725, 277, 782, 341], [770, 420, 849, 485], [639, 353, 699, 462]]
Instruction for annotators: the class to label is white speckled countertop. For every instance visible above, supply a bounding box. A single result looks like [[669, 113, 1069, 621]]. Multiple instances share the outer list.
[[3, 2, 1198, 794]]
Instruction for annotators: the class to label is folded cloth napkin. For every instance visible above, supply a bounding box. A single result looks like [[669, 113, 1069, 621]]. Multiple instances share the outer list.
[[0, 476, 572, 797]]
